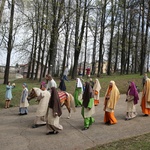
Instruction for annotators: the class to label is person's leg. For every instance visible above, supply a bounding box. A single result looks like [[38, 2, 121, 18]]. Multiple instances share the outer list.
[[7, 100, 10, 108], [5, 100, 8, 108]]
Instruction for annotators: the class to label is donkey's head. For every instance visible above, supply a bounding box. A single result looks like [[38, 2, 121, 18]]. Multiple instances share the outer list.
[[27, 88, 37, 101]]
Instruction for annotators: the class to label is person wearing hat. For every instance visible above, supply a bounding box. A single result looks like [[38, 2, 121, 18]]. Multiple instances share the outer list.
[[19, 83, 29, 115]]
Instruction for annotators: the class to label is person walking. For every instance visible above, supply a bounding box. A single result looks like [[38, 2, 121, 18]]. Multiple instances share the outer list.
[[81, 82, 95, 130], [19, 83, 29, 115], [103, 81, 120, 125], [5, 82, 15, 109], [141, 78, 150, 116], [93, 78, 101, 106], [46, 87, 63, 135], [125, 81, 139, 120], [74, 78, 83, 107], [62, 66, 69, 81]]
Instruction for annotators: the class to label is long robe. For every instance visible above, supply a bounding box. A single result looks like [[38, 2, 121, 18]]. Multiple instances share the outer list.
[[93, 79, 101, 106], [34, 89, 50, 125], [5, 85, 15, 100], [82, 82, 95, 128], [104, 81, 120, 125], [74, 78, 83, 106], [141, 78, 150, 115], [46, 87, 63, 132], [125, 82, 139, 120], [19, 87, 29, 114]]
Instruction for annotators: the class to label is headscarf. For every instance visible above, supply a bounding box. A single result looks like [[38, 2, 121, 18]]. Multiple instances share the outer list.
[[93, 78, 101, 91], [105, 81, 120, 110], [59, 79, 66, 91], [76, 78, 83, 91], [48, 87, 62, 117], [23, 83, 27, 88], [41, 81, 47, 88], [127, 82, 139, 104], [143, 78, 150, 102], [82, 82, 94, 108]]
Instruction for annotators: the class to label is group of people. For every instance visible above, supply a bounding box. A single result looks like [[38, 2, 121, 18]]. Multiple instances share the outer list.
[[4, 72, 150, 134]]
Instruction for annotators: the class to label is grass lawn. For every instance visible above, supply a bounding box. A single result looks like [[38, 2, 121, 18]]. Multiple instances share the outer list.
[[0, 73, 144, 108], [88, 132, 150, 150]]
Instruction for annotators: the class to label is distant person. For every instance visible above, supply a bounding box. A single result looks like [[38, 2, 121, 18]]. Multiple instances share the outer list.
[[74, 78, 83, 107], [93, 79, 101, 106], [45, 74, 57, 90], [62, 66, 69, 81], [103, 81, 120, 125], [58, 78, 66, 91], [86, 67, 91, 78], [46, 87, 63, 135], [19, 83, 29, 115], [141, 78, 150, 116], [5, 82, 15, 109], [142, 73, 148, 87], [125, 81, 139, 120], [81, 82, 95, 130]]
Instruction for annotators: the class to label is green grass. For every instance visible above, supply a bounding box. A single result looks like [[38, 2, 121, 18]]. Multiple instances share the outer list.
[[88, 132, 150, 150], [0, 73, 144, 108]]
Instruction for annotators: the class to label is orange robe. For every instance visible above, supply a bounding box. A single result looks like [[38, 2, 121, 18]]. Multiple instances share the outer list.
[[104, 81, 120, 125], [141, 79, 150, 115]]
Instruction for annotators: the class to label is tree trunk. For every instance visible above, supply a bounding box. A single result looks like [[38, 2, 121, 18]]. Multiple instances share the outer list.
[[0, 0, 6, 24], [4, 0, 15, 84]]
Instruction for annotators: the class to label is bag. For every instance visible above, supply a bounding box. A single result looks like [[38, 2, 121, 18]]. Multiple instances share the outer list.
[[126, 95, 134, 102]]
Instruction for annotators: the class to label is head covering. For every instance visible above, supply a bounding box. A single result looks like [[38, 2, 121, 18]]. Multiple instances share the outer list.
[[105, 81, 120, 109], [93, 78, 101, 91], [76, 78, 83, 91], [48, 87, 62, 117], [144, 78, 150, 102], [59, 79, 66, 91], [23, 83, 27, 87], [127, 82, 139, 104], [83, 82, 94, 108], [41, 81, 47, 88]]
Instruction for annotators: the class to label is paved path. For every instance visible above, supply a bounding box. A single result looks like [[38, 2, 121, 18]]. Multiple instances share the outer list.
[[0, 93, 150, 150]]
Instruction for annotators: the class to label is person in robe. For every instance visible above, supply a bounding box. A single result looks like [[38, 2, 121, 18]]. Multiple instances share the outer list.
[[5, 82, 15, 109], [32, 82, 50, 128], [93, 78, 101, 106], [62, 66, 69, 81], [46, 87, 63, 135], [74, 78, 83, 107], [125, 81, 139, 120], [45, 74, 57, 90], [141, 78, 150, 116], [81, 82, 95, 130], [19, 83, 29, 115], [58, 78, 66, 91], [103, 81, 120, 125]]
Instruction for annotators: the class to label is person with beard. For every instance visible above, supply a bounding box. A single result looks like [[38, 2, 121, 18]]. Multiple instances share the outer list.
[[46, 87, 63, 135], [81, 82, 95, 130]]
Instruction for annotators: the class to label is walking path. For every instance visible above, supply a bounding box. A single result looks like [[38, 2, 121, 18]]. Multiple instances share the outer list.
[[0, 93, 150, 150]]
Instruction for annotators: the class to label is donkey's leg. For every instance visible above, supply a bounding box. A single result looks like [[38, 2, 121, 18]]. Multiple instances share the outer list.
[[64, 100, 71, 119]]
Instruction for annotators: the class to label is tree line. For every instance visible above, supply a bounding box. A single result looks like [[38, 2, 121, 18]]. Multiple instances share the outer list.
[[0, 0, 150, 84]]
